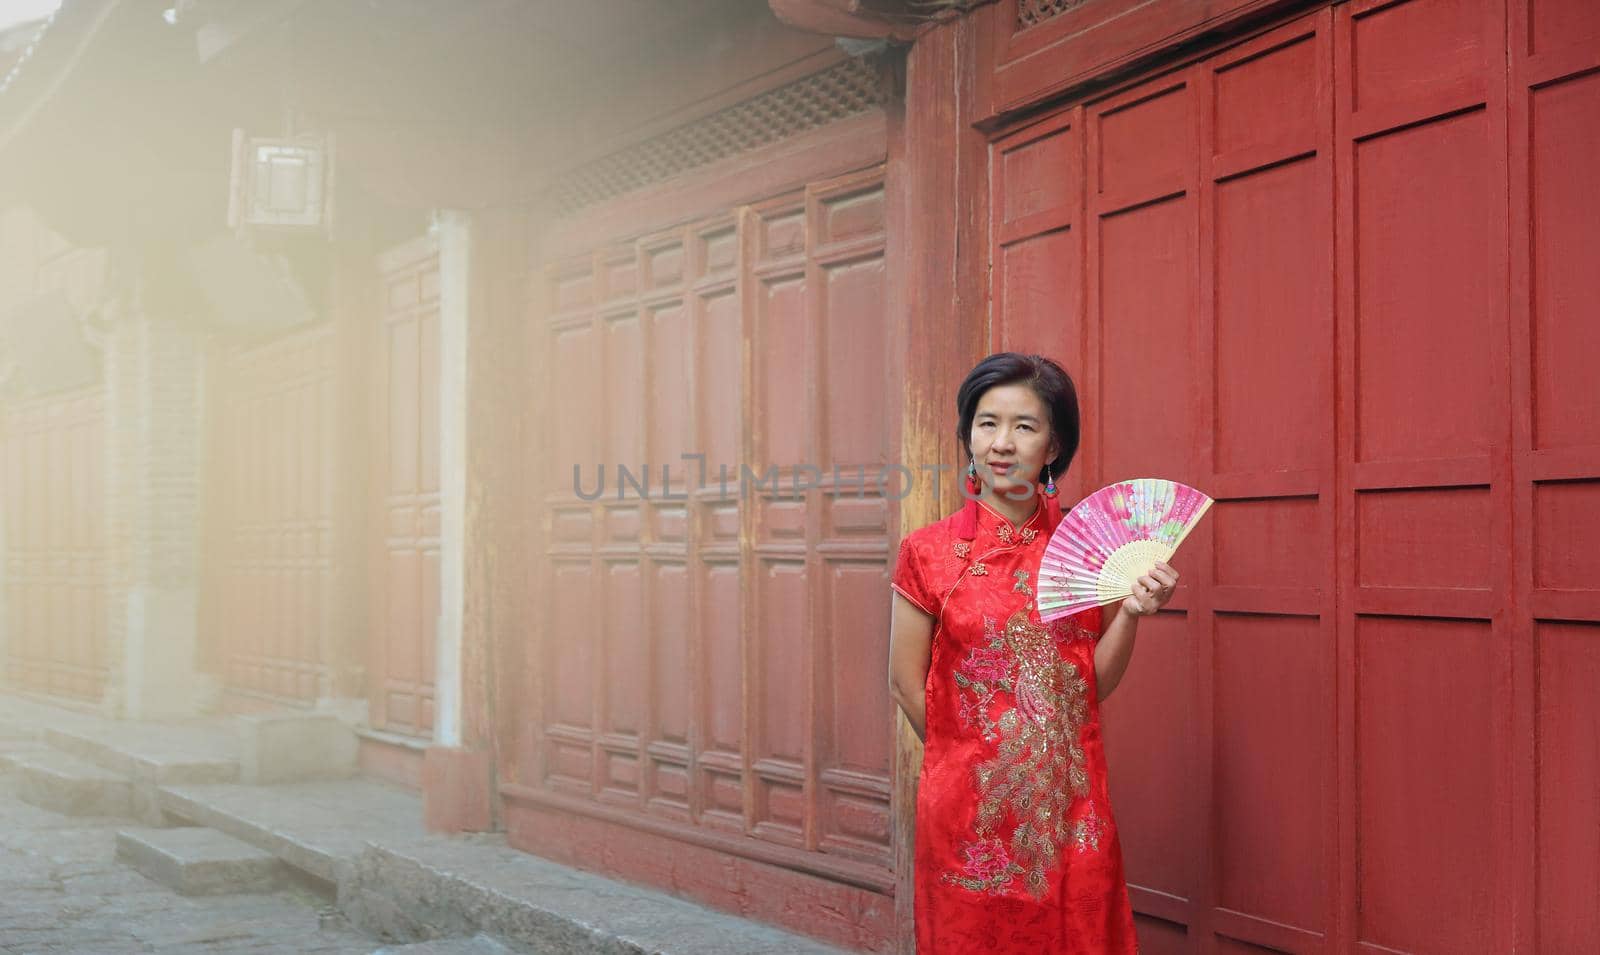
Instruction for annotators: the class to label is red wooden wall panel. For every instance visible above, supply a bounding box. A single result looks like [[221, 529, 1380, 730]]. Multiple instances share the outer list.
[[1510, 0, 1600, 950], [1202, 21, 1338, 954], [1532, 620, 1600, 952], [1083, 67, 1208, 945], [1335, 4, 1511, 952], [213, 328, 336, 706], [992, 111, 1086, 507], [1355, 617, 1498, 952], [1212, 613, 1325, 933], [987, 0, 1600, 950], [510, 167, 895, 951], [1, 387, 108, 703], [1351, 111, 1497, 464]]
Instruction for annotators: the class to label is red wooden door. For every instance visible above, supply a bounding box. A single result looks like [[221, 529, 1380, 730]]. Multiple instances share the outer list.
[[510, 167, 896, 951], [987, 0, 1600, 951], [368, 237, 441, 738], [211, 328, 337, 706], [1, 386, 108, 703]]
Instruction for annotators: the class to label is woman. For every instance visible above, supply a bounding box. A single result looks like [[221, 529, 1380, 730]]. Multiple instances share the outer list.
[[888, 352, 1177, 953]]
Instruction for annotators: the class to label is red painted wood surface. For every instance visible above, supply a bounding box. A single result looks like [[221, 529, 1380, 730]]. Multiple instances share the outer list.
[[357, 734, 425, 789], [211, 328, 337, 706], [985, 0, 1600, 951], [887, 14, 994, 951], [980, 0, 1317, 122], [0, 386, 108, 703], [1506, 0, 1600, 949], [509, 164, 896, 951], [369, 237, 442, 738]]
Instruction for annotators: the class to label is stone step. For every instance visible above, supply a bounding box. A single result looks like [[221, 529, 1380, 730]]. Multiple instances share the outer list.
[[369, 934, 516, 955], [0, 718, 42, 741], [236, 712, 357, 784], [0, 737, 52, 764], [115, 826, 285, 896], [43, 725, 239, 785], [157, 778, 430, 887], [9, 749, 135, 817], [342, 840, 852, 955]]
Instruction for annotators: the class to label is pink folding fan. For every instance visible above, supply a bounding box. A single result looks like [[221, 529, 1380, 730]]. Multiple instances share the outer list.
[[1037, 478, 1213, 623]]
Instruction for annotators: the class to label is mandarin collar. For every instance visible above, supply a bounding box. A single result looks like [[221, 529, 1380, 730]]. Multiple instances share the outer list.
[[953, 482, 1065, 541], [974, 495, 1043, 544]]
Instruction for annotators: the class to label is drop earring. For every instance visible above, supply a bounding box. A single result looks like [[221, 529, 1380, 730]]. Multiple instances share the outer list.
[[1043, 464, 1057, 497], [965, 459, 978, 494]]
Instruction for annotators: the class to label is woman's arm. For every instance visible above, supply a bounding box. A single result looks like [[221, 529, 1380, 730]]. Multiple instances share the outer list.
[[1093, 605, 1141, 701], [1094, 560, 1179, 701], [888, 593, 935, 741]]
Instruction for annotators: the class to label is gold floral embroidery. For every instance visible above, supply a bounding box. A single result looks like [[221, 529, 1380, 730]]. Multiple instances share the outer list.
[[1012, 569, 1032, 597], [953, 540, 971, 559], [969, 562, 988, 576], [1020, 528, 1037, 544], [996, 524, 1013, 544], [945, 605, 1092, 899]]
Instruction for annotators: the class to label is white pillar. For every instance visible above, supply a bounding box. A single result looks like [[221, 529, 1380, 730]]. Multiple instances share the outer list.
[[0, 412, 8, 679], [105, 306, 214, 719], [433, 211, 470, 748]]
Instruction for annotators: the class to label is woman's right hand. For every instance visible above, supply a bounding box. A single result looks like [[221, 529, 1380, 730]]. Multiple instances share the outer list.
[[1121, 560, 1179, 617], [888, 593, 934, 742]]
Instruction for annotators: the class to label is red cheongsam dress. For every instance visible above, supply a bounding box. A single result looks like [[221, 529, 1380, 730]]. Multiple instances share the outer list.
[[892, 494, 1138, 954]]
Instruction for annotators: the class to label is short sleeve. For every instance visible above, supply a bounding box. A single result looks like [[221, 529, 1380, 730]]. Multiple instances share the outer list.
[[891, 536, 936, 616]]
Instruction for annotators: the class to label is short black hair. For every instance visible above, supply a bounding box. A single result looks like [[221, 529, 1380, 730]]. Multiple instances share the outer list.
[[955, 352, 1081, 477]]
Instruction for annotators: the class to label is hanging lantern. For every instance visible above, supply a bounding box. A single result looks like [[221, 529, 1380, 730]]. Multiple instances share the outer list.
[[226, 129, 335, 233]]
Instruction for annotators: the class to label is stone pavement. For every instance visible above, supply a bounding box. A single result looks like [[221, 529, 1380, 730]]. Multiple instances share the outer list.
[[0, 695, 858, 955], [0, 773, 377, 954]]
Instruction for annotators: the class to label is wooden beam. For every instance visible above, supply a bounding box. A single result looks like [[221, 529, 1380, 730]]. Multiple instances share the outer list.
[[769, 0, 917, 41], [884, 11, 988, 952]]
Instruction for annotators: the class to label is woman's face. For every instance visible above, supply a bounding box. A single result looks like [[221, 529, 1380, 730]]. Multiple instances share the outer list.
[[968, 383, 1058, 497]]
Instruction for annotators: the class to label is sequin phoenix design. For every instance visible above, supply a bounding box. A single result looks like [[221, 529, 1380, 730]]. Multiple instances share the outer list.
[[943, 573, 1094, 898]]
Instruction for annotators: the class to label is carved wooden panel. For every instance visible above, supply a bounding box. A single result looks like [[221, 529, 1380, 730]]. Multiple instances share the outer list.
[[213, 327, 337, 705], [370, 237, 442, 736], [1, 386, 108, 703], [1015, 0, 1088, 31], [547, 57, 887, 215], [515, 167, 894, 950]]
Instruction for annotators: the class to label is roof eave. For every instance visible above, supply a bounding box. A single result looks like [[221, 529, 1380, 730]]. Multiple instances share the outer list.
[[0, 0, 125, 165]]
